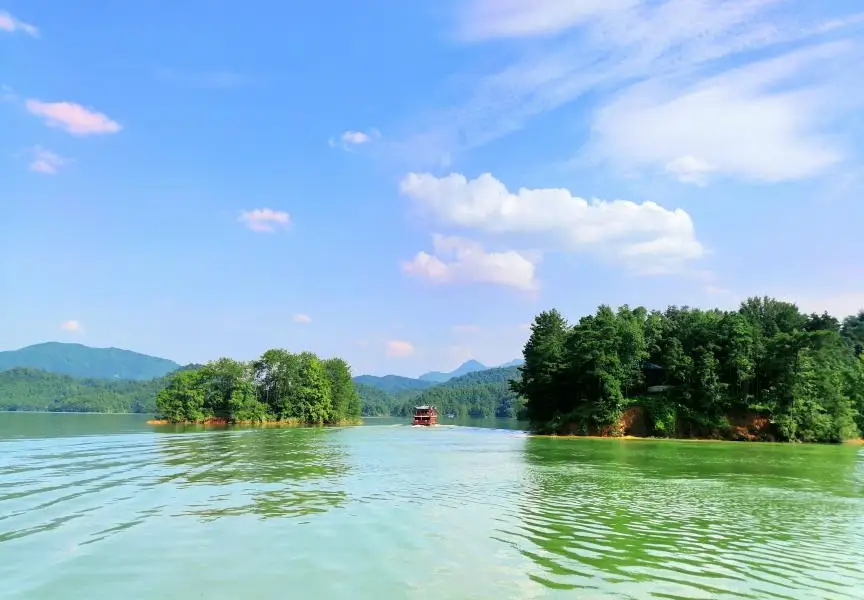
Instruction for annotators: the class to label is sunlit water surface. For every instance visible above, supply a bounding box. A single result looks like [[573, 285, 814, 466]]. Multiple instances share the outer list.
[[1, 413, 863, 599]]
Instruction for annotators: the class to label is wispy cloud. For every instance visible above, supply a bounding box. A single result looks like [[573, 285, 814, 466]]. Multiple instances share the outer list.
[[238, 208, 291, 232], [26, 100, 122, 136], [0, 11, 38, 36], [292, 313, 312, 324], [396, 1, 864, 182], [29, 146, 69, 174]]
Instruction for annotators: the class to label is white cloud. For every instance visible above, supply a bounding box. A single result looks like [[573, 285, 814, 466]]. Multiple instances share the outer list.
[[401, 172, 703, 275], [329, 129, 381, 149], [26, 100, 121, 136], [456, 0, 632, 42], [292, 313, 312, 324], [590, 42, 852, 184], [403, 234, 539, 291], [29, 147, 68, 175], [386, 340, 415, 357], [60, 320, 83, 333], [396, 1, 863, 179], [238, 208, 291, 232], [0, 11, 38, 36]]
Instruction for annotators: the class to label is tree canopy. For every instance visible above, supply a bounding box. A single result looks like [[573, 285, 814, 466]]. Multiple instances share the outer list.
[[512, 297, 864, 443], [155, 349, 361, 425]]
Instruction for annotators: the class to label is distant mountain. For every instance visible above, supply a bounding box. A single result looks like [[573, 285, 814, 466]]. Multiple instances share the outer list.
[[419, 359, 488, 383], [497, 358, 524, 368], [351, 374, 436, 394], [0, 342, 181, 381]]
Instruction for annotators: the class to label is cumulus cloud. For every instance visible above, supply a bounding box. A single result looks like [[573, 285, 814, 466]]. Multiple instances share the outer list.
[[386, 340, 415, 357], [60, 320, 83, 333], [401, 172, 703, 275], [292, 313, 312, 324], [238, 208, 291, 232], [0, 11, 38, 36], [329, 128, 381, 149], [29, 147, 68, 174], [26, 100, 121, 136], [403, 234, 539, 291]]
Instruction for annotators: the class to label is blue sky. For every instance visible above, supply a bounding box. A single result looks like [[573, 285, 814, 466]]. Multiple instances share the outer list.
[[2, 0, 863, 377]]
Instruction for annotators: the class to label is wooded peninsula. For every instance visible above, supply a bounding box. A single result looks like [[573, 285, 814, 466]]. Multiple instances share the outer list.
[[153, 349, 361, 425], [512, 297, 864, 443]]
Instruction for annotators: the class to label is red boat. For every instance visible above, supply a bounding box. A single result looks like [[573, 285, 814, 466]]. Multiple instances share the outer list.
[[412, 405, 438, 426]]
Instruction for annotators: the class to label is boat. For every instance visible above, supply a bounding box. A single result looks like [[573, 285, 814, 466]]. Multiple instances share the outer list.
[[412, 405, 438, 426]]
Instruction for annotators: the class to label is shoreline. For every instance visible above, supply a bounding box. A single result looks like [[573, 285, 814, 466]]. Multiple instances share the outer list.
[[528, 432, 864, 445], [146, 418, 364, 427]]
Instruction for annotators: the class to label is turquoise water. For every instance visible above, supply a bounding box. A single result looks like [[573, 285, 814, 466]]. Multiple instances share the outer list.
[[1, 412, 863, 599]]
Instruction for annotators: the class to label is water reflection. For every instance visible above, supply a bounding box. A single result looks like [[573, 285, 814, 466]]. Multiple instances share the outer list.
[[507, 437, 864, 599], [154, 427, 350, 521]]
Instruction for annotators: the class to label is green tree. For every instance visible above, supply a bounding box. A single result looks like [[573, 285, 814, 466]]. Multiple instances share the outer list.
[[511, 310, 570, 428]]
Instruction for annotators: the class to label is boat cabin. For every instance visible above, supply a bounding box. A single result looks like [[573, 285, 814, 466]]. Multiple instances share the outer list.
[[412, 405, 438, 426]]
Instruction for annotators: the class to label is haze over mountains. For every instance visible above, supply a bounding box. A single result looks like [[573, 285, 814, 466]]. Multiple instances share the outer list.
[[0, 342, 522, 388], [0, 342, 524, 418]]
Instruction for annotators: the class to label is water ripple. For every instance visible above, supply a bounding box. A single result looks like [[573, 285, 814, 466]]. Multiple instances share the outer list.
[[1, 415, 863, 600]]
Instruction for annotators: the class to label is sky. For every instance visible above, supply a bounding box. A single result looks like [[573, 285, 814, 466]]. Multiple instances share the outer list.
[[2, 0, 863, 377]]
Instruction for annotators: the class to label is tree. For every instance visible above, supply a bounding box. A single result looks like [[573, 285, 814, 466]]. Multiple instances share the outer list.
[[511, 309, 570, 427]]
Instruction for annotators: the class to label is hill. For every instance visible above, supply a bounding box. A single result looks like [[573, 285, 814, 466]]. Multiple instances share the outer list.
[[0, 368, 168, 413], [351, 374, 436, 393], [0, 342, 180, 381], [418, 359, 488, 383], [356, 365, 524, 419]]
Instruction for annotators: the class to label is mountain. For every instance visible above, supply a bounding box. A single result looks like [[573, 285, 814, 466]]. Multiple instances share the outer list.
[[0, 342, 181, 381], [497, 358, 524, 368], [418, 359, 489, 383], [351, 374, 436, 394]]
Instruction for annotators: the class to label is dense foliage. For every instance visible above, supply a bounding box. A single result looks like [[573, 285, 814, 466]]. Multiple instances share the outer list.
[[155, 349, 361, 425], [0, 368, 166, 413], [351, 374, 436, 393], [512, 299, 864, 443], [358, 366, 524, 419], [0, 342, 181, 380]]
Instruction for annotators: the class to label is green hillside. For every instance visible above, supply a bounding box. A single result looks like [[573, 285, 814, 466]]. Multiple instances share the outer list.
[[351, 374, 436, 393], [357, 365, 524, 419], [0, 368, 168, 413], [0, 342, 180, 381]]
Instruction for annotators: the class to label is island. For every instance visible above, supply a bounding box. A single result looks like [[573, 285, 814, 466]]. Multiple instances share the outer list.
[[511, 296, 864, 444], [152, 349, 362, 425]]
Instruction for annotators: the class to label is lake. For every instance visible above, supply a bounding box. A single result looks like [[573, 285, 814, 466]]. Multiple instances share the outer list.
[[1, 413, 863, 599]]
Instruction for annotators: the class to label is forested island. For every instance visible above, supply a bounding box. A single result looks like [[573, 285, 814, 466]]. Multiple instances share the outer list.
[[153, 349, 361, 425], [512, 297, 864, 443]]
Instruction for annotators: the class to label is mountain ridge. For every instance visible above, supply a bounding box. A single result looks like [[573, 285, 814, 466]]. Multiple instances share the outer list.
[[0, 342, 181, 381]]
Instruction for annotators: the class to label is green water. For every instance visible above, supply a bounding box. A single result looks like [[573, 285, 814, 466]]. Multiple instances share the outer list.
[[1, 413, 863, 599]]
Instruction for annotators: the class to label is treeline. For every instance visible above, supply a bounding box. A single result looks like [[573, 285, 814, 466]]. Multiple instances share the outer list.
[[358, 367, 524, 419], [155, 349, 361, 425], [512, 298, 864, 443], [0, 368, 166, 413]]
